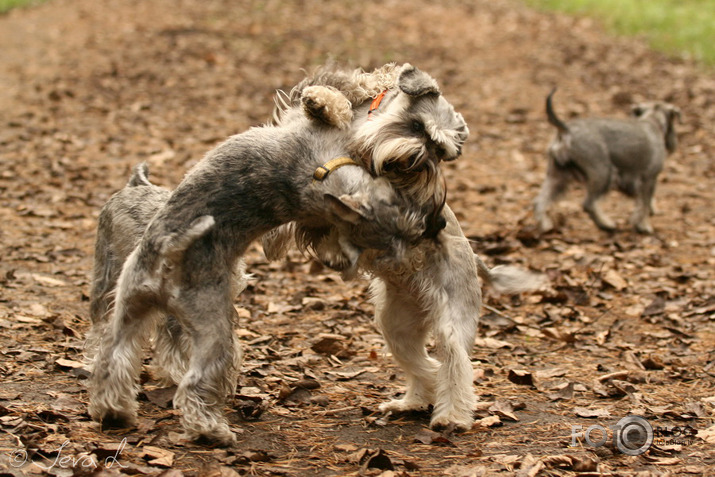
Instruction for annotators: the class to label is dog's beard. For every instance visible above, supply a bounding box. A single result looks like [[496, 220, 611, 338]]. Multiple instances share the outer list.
[[350, 127, 447, 237], [352, 131, 443, 199]]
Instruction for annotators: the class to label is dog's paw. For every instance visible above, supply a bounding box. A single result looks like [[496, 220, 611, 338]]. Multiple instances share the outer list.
[[301, 85, 353, 129], [429, 411, 474, 432], [94, 409, 138, 431], [588, 212, 616, 232], [379, 398, 431, 414], [185, 423, 237, 447], [634, 220, 654, 235], [598, 221, 617, 232], [536, 216, 554, 234]]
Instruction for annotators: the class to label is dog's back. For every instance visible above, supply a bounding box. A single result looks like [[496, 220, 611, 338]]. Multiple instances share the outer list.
[[561, 117, 662, 172], [546, 90, 664, 173]]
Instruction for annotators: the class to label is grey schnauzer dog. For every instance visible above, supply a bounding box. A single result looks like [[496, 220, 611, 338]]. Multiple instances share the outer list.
[[87, 104, 434, 445], [534, 88, 681, 234], [264, 63, 544, 431]]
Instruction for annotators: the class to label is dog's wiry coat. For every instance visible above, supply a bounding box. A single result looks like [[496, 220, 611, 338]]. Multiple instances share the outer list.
[[293, 63, 469, 218], [264, 64, 544, 430], [87, 106, 430, 445], [534, 88, 681, 234]]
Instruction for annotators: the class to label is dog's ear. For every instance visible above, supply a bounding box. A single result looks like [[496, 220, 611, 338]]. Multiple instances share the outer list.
[[398, 64, 441, 97], [668, 105, 682, 123], [324, 193, 367, 224]]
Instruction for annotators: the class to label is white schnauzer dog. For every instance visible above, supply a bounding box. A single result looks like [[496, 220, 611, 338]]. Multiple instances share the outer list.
[[534, 88, 681, 234], [264, 63, 544, 431], [86, 103, 436, 445]]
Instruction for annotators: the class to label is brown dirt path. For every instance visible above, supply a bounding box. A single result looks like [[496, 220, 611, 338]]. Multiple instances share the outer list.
[[0, 0, 713, 475]]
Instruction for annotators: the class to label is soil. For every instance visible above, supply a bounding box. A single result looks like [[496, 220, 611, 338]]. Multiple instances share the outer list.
[[0, 0, 713, 476]]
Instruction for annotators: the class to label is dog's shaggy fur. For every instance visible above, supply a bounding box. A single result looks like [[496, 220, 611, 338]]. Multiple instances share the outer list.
[[264, 63, 544, 430], [534, 88, 681, 234], [284, 63, 468, 222], [86, 104, 432, 445]]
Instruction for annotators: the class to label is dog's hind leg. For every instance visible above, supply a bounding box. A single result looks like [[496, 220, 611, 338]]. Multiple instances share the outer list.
[[170, 283, 241, 446], [152, 257, 250, 387], [86, 216, 125, 360], [372, 279, 439, 414], [88, 250, 160, 429], [86, 250, 120, 361], [533, 157, 570, 232], [150, 315, 192, 385]]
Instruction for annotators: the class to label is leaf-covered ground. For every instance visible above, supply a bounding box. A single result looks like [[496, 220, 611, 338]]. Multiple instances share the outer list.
[[0, 0, 713, 475]]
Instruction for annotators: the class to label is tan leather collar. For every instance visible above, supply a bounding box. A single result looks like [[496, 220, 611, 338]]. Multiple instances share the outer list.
[[312, 157, 359, 182]]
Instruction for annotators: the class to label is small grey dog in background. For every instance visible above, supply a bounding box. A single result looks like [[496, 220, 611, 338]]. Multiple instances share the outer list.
[[87, 103, 433, 445], [265, 63, 545, 431], [534, 88, 680, 234]]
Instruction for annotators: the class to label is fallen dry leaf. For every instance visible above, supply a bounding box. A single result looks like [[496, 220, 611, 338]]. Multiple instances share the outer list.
[[489, 400, 520, 421], [54, 358, 86, 369], [547, 382, 574, 401], [414, 428, 455, 446], [1, 1, 713, 476], [574, 407, 611, 418], [142, 446, 175, 467], [477, 415, 502, 428], [474, 337, 514, 349], [507, 369, 535, 387], [350, 448, 395, 472], [602, 269, 628, 291], [696, 425, 715, 444]]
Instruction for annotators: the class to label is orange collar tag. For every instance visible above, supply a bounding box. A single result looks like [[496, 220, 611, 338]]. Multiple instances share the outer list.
[[367, 90, 387, 119]]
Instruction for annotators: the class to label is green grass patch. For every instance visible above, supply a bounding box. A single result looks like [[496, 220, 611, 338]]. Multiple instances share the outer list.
[[0, 0, 45, 14], [524, 0, 715, 66]]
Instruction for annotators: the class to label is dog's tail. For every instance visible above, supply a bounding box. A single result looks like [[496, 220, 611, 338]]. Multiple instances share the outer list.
[[546, 88, 569, 134], [127, 162, 153, 187], [474, 254, 546, 295], [159, 216, 215, 267]]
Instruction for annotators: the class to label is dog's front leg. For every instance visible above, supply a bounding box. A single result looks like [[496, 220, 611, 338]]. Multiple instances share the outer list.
[[630, 175, 657, 234], [582, 163, 617, 231], [372, 279, 438, 414], [430, 304, 478, 431]]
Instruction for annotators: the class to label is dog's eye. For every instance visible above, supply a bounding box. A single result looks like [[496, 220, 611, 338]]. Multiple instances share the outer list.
[[411, 120, 424, 134], [436, 146, 446, 158]]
